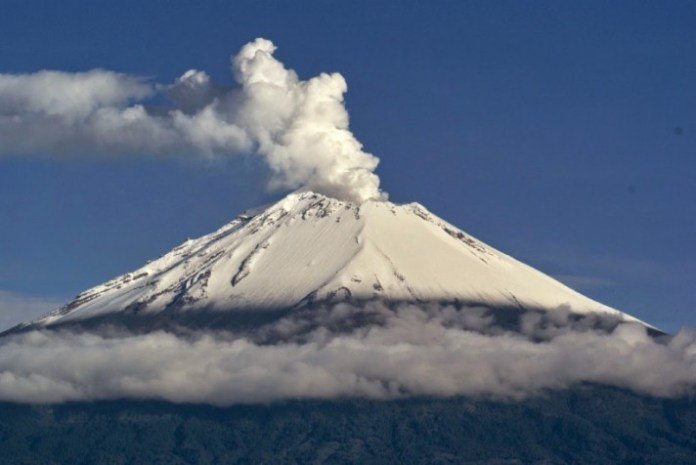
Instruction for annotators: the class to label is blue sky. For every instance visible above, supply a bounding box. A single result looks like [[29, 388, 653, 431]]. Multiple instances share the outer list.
[[0, 0, 694, 331]]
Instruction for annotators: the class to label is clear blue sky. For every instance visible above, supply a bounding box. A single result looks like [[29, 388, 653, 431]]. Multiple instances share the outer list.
[[0, 0, 694, 331]]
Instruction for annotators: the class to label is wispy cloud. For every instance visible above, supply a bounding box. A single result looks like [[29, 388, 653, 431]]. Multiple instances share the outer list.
[[553, 274, 616, 291], [0, 290, 61, 332], [526, 247, 673, 285], [0, 38, 384, 203]]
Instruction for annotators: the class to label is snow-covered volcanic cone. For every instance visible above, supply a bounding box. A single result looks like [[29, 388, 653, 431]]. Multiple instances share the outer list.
[[5, 192, 696, 407], [9, 191, 641, 335]]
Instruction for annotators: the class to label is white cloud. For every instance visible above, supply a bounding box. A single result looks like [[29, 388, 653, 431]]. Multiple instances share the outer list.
[[0, 70, 152, 119], [0, 303, 693, 405], [0, 38, 384, 203], [553, 274, 615, 290], [0, 290, 61, 332]]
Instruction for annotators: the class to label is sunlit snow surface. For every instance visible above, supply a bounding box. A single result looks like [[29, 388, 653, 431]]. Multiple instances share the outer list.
[[26, 191, 636, 330], [4, 192, 694, 406]]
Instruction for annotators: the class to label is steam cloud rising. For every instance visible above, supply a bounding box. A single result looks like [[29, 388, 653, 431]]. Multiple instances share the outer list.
[[0, 38, 383, 202], [0, 303, 694, 405], [2, 39, 693, 407]]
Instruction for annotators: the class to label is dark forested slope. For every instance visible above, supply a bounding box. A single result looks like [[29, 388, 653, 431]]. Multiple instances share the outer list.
[[1, 386, 695, 465]]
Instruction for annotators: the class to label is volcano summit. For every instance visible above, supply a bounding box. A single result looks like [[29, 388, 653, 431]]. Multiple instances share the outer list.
[[1, 191, 694, 446], [10, 191, 642, 335]]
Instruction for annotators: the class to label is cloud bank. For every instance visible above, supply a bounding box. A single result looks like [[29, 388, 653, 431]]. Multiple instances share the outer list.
[[0, 303, 694, 405], [0, 38, 383, 203]]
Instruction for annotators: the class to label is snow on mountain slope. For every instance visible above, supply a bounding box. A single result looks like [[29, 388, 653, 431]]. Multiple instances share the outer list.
[[25, 191, 638, 330]]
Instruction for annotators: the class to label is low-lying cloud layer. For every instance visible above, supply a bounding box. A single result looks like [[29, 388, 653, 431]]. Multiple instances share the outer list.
[[0, 303, 694, 405], [0, 38, 383, 202]]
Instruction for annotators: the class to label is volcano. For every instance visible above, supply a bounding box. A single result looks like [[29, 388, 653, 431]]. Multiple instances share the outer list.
[[10, 191, 642, 334], [3, 193, 695, 465]]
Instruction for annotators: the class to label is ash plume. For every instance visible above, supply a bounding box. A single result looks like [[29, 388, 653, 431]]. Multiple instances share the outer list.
[[0, 38, 384, 203]]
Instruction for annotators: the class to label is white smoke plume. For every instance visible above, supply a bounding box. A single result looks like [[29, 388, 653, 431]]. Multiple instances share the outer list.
[[0, 304, 694, 405], [0, 38, 383, 203]]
